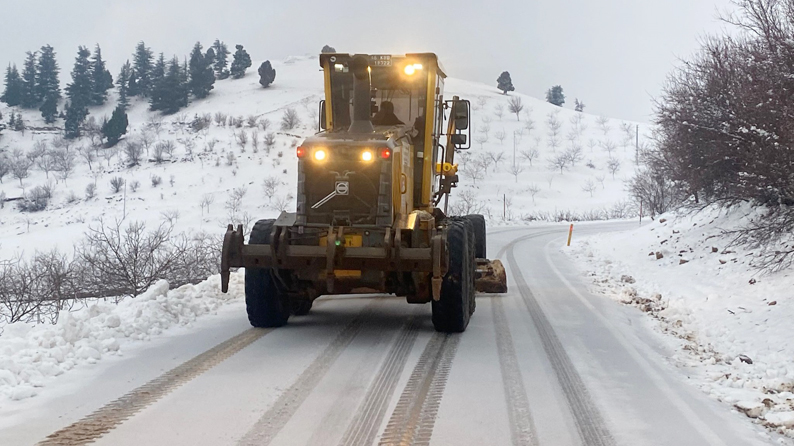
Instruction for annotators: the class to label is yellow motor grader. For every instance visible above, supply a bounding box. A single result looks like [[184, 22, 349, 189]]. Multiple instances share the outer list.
[[220, 53, 506, 332]]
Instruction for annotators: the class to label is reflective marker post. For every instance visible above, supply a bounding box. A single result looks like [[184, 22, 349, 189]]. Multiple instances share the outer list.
[[567, 224, 574, 246]]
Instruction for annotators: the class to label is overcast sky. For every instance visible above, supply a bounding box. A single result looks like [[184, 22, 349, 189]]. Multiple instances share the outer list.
[[0, 0, 735, 122]]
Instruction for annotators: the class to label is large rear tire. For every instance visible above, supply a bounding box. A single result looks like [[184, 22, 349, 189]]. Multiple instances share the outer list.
[[432, 219, 474, 332], [465, 214, 486, 259], [245, 219, 290, 328]]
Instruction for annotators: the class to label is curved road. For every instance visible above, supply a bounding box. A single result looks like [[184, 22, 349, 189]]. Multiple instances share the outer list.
[[3, 223, 780, 445]]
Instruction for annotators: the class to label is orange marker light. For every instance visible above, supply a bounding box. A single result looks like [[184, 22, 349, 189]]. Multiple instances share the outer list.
[[296, 147, 306, 158]]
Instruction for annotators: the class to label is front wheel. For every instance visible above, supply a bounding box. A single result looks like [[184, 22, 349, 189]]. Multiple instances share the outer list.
[[245, 219, 290, 327], [432, 218, 474, 332]]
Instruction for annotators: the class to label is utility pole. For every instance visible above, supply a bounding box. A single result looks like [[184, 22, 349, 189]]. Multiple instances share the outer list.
[[635, 124, 639, 165]]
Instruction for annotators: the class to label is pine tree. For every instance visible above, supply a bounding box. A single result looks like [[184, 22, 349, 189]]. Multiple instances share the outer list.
[[36, 45, 61, 105], [497, 71, 514, 95], [212, 39, 230, 79], [116, 60, 132, 110], [101, 104, 128, 146], [188, 42, 215, 99], [545, 85, 565, 107], [574, 98, 585, 112], [40, 95, 58, 124], [230, 44, 252, 79], [321, 45, 337, 53], [150, 56, 188, 114], [64, 46, 93, 137], [20, 51, 39, 108], [258, 61, 276, 88], [151, 53, 166, 90], [1, 64, 23, 106], [132, 41, 154, 97], [90, 44, 113, 106]]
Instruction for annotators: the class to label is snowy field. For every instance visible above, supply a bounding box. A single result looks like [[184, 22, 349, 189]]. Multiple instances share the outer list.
[[0, 56, 647, 257], [567, 205, 794, 437]]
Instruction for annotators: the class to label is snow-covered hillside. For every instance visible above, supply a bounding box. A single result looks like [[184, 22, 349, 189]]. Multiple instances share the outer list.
[[0, 55, 647, 257], [567, 205, 794, 435]]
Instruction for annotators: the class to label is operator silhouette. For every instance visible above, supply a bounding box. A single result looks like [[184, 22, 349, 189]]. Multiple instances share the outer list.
[[371, 101, 404, 126]]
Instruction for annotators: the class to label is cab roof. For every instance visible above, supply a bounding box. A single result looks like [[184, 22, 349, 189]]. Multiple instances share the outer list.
[[319, 53, 447, 78]]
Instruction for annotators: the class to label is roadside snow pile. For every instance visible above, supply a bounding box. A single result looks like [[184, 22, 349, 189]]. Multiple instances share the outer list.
[[566, 204, 794, 437], [0, 270, 244, 402]]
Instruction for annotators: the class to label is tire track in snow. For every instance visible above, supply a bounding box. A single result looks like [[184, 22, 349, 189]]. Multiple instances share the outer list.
[[38, 327, 273, 446], [237, 302, 378, 446], [377, 332, 460, 446], [506, 237, 616, 446], [492, 297, 539, 446], [337, 318, 419, 446]]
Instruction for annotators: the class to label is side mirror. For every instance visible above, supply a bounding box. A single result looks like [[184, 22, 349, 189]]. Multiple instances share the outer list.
[[450, 134, 467, 146], [319, 100, 327, 131], [454, 100, 469, 131]]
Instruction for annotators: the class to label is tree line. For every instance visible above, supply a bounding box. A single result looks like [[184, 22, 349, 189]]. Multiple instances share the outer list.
[[1, 39, 257, 143], [636, 0, 794, 271]]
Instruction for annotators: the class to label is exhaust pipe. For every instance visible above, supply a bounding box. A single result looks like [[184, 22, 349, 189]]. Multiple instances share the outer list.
[[348, 55, 374, 134]]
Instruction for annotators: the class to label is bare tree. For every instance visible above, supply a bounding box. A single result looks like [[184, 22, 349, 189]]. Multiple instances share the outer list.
[[76, 219, 181, 298], [51, 147, 77, 184], [262, 176, 280, 201], [195, 194, 213, 217], [494, 129, 506, 145], [474, 134, 488, 149], [601, 139, 617, 156], [465, 156, 487, 184], [563, 145, 584, 167], [10, 150, 33, 186], [0, 156, 9, 184], [124, 141, 144, 166], [507, 96, 524, 120], [509, 163, 524, 182], [582, 179, 597, 197], [264, 133, 276, 154], [493, 103, 504, 120], [259, 118, 271, 132], [78, 145, 96, 171], [281, 108, 300, 130], [524, 117, 536, 136], [147, 116, 164, 136], [548, 153, 568, 174], [269, 193, 294, 213], [449, 188, 484, 215], [596, 115, 610, 135], [236, 130, 248, 149], [520, 148, 539, 166], [595, 174, 606, 189], [35, 150, 56, 179], [488, 151, 506, 172], [526, 183, 540, 204], [251, 130, 260, 152], [139, 130, 155, 156], [607, 158, 621, 179], [214, 112, 228, 126], [587, 138, 598, 152]]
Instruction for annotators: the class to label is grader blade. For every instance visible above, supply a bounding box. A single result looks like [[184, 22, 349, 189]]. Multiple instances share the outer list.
[[475, 259, 508, 293]]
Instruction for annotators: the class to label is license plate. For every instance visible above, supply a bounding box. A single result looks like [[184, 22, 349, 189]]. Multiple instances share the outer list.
[[320, 235, 363, 247]]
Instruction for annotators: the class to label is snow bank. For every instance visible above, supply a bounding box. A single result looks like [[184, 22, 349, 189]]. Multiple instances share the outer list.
[[566, 204, 794, 435], [0, 271, 244, 402]]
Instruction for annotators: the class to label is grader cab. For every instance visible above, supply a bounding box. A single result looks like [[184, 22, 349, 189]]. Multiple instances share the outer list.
[[220, 53, 507, 332]]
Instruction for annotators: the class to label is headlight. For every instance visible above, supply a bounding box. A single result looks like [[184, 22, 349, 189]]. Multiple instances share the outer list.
[[314, 149, 327, 161], [404, 65, 416, 75], [361, 150, 374, 162]]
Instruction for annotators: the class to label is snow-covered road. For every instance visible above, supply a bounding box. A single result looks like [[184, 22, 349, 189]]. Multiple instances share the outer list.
[[2, 223, 781, 445]]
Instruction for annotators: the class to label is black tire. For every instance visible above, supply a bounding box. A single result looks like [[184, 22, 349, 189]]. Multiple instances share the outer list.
[[291, 299, 313, 316], [432, 219, 474, 332], [245, 219, 290, 327], [465, 214, 487, 259]]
